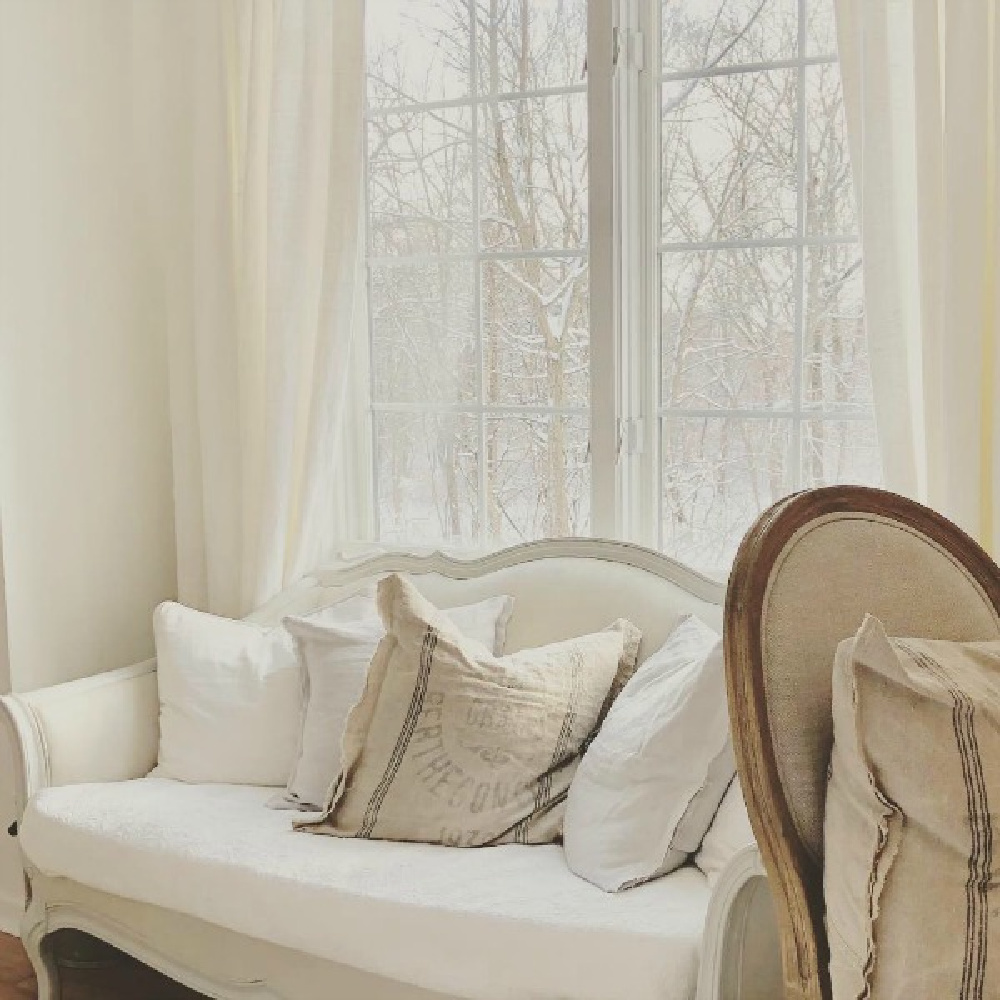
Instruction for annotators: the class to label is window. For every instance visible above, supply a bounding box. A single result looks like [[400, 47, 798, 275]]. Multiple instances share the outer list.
[[364, 0, 878, 575], [366, 0, 591, 549], [654, 0, 877, 573]]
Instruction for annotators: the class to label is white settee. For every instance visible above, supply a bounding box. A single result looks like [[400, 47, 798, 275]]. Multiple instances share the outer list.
[[1, 540, 780, 1000]]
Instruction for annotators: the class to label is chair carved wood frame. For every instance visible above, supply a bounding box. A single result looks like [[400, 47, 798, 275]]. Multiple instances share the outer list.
[[725, 485, 1000, 1000]]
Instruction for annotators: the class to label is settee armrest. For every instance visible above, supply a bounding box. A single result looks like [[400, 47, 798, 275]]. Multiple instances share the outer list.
[[0, 660, 159, 814], [695, 846, 782, 1000]]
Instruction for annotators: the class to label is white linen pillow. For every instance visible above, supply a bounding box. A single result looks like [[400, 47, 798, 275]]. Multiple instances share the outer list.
[[693, 777, 756, 885], [154, 601, 307, 786], [154, 589, 512, 791], [563, 615, 735, 891], [281, 592, 515, 810]]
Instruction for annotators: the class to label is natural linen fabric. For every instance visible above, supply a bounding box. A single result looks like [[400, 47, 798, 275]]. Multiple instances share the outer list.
[[132, 0, 368, 617], [279, 591, 514, 811], [834, 0, 1000, 555], [301, 574, 641, 846], [825, 616, 1000, 1000], [152, 590, 374, 787]]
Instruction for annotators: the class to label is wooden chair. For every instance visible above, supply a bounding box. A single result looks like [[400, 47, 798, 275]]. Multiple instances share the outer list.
[[724, 485, 1000, 1000]]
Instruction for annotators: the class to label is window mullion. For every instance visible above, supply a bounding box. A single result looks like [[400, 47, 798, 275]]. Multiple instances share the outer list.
[[471, 0, 487, 549], [640, 0, 661, 549], [588, 0, 619, 538], [791, 0, 809, 491], [612, 0, 660, 548]]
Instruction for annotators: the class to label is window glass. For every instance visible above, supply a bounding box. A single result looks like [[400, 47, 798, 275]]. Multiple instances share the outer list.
[[366, 0, 591, 547]]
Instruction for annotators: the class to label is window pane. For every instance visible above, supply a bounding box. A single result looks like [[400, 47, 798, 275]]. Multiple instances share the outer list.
[[662, 248, 796, 410], [375, 411, 480, 544], [801, 420, 881, 487], [806, 0, 838, 56], [662, 71, 798, 243], [805, 63, 856, 236], [480, 94, 588, 252], [483, 258, 589, 407], [368, 109, 473, 257], [366, 0, 589, 550], [485, 414, 590, 543], [661, 416, 794, 573], [475, 0, 588, 94], [370, 262, 477, 405], [658, 0, 879, 574], [662, 0, 798, 75], [366, 0, 471, 110], [803, 245, 870, 409]]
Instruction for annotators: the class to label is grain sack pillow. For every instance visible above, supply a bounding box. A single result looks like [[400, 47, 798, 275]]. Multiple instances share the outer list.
[[563, 615, 735, 891], [825, 616, 1000, 1000], [298, 573, 641, 846], [280, 590, 513, 810]]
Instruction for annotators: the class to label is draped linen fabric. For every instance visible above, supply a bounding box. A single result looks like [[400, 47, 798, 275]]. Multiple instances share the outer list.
[[835, 0, 999, 555], [133, 0, 369, 617]]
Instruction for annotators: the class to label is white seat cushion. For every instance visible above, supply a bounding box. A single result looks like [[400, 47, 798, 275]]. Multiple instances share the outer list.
[[21, 777, 710, 1000]]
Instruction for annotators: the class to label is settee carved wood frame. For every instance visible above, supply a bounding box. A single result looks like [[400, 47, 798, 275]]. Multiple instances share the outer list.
[[0, 538, 779, 1000]]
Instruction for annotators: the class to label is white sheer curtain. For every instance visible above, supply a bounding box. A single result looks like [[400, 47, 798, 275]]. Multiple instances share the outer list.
[[835, 0, 999, 555], [135, 0, 370, 617]]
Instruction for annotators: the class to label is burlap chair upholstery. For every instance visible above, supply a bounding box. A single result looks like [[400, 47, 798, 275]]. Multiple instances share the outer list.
[[724, 486, 1000, 1000]]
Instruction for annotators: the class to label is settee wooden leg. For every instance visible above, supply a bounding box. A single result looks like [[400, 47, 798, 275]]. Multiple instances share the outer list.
[[28, 934, 60, 1000], [22, 895, 61, 1000]]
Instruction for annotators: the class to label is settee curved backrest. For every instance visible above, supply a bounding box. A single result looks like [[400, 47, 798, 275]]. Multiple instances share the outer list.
[[725, 486, 1000, 1000], [248, 539, 725, 664]]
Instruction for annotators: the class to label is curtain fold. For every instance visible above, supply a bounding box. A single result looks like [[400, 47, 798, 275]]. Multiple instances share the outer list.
[[835, 0, 999, 555], [134, 0, 370, 617]]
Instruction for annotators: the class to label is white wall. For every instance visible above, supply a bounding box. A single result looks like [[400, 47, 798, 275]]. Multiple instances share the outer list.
[[0, 534, 17, 925], [0, 0, 177, 923]]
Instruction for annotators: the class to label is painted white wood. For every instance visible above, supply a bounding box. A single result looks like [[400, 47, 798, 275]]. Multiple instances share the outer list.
[[0, 539, 773, 1000], [40, 902, 275, 1000], [21, 890, 60, 1000], [588, 0, 619, 538], [695, 846, 783, 1000], [27, 875, 460, 1000], [298, 537, 725, 602]]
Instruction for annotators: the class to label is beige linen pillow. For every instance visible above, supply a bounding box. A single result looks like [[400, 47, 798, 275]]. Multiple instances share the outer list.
[[280, 590, 514, 811], [825, 615, 1000, 1000], [299, 573, 641, 846]]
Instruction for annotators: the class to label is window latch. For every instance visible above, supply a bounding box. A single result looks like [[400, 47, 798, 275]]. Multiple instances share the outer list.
[[617, 418, 645, 459], [612, 27, 645, 74]]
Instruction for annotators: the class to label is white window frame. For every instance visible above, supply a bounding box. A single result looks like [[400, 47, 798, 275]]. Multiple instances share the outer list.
[[609, 0, 868, 555], [587, 0, 619, 539], [363, 0, 870, 560], [365, 2, 607, 546], [609, 0, 657, 547]]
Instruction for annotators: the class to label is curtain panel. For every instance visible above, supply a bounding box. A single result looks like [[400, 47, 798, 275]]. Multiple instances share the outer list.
[[134, 0, 369, 617], [835, 0, 999, 555]]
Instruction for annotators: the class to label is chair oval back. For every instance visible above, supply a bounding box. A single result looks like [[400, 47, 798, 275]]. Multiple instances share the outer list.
[[725, 486, 1000, 1000]]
